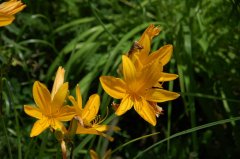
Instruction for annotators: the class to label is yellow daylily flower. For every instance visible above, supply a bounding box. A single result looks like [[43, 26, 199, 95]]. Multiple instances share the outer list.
[[0, 0, 26, 27], [100, 55, 180, 126], [69, 85, 120, 141], [24, 67, 75, 137], [127, 24, 178, 82], [90, 149, 112, 159]]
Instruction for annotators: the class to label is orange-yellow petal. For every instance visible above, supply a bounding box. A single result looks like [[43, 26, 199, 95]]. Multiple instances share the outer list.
[[151, 44, 173, 66], [145, 88, 180, 102], [69, 95, 82, 116], [82, 94, 100, 122], [100, 76, 126, 99], [50, 119, 67, 133], [93, 124, 120, 132], [24, 105, 43, 119], [76, 85, 82, 109], [4, 2, 26, 15], [136, 59, 163, 92], [159, 72, 178, 82], [0, 0, 26, 15], [122, 55, 137, 85], [134, 98, 156, 126], [0, 14, 14, 26], [30, 118, 49, 137], [138, 34, 150, 60], [115, 95, 133, 116], [76, 125, 99, 135], [33, 81, 51, 114], [76, 125, 114, 141], [55, 106, 76, 121], [90, 150, 99, 159], [51, 66, 65, 99], [52, 82, 68, 112], [138, 24, 160, 59], [0, 0, 26, 27]]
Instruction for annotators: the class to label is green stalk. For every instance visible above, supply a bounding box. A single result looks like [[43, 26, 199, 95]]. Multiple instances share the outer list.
[[4, 79, 22, 159], [1, 115, 13, 159], [166, 60, 175, 157], [0, 68, 2, 116]]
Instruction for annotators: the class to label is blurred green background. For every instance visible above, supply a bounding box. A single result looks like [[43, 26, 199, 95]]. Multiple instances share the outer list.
[[0, 0, 240, 158]]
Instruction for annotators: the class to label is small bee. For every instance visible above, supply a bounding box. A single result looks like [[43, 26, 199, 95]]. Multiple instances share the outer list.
[[117, 41, 143, 76], [127, 41, 143, 57]]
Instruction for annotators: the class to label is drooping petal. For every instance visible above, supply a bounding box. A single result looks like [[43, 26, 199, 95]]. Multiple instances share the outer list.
[[115, 95, 133, 116], [82, 94, 100, 122], [24, 105, 43, 119], [76, 125, 99, 135], [136, 59, 163, 92], [76, 125, 114, 141], [134, 97, 156, 126], [144, 88, 180, 102], [93, 124, 120, 132], [52, 82, 68, 113], [51, 66, 65, 99], [33, 81, 51, 114], [55, 106, 76, 121], [100, 76, 126, 99], [159, 72, 178, 82], [0, 14, 14, 26], [122, 55, 137, 86], [30, 118, 49, 137], [151, 44, 173, 66]]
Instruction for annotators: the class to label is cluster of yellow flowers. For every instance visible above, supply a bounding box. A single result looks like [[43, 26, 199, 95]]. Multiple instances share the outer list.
[[24, 67, 119, 141], [24, 25, 179, 139], [101, 24, 180, 126], [0, 0, 26, 27], [0, 0, 180, 157], [23, 24, 179, 158]]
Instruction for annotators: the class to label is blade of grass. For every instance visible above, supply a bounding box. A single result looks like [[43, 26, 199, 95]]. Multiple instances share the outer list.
[[0, 115, 13, 159], [180, 92, 240, 103], [220, 88, 235, 126], [133, 116, 240, 159], [167, 59, 176, 156], [4, 79, 22, 159], [90, 3, 119, 42], [53, 17, 95, 34], [111, 132, 160, 154]]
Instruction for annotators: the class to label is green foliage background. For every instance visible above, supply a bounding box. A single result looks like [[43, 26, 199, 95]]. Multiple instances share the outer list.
[[0, 0, 240, 158]]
